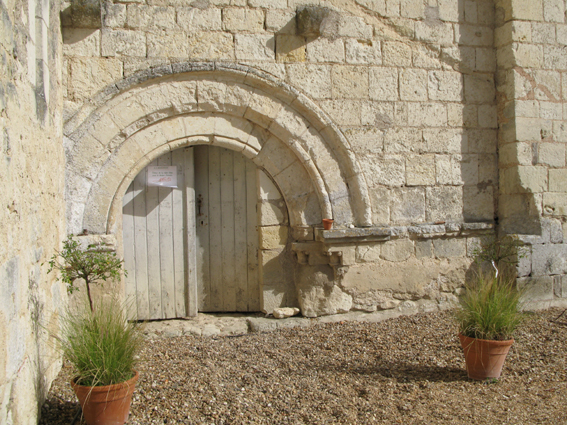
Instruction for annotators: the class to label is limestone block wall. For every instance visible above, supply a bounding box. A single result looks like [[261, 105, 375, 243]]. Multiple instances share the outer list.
[[0, 0, 65, 423], [495, 0, 567, 309], [61, 0, 567, 317], [62, 0, 501, 317]]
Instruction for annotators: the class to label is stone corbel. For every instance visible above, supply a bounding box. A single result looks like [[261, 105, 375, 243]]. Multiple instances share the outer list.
[[291, 242, 356, 267]]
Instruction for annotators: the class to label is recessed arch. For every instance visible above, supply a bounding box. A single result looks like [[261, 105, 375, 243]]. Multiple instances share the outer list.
[[64, 63, 372, 234]]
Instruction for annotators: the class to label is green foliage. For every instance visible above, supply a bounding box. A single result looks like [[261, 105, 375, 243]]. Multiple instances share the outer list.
[[59, 297, 142, 387], [47, 236, 126, 312], [455, 272, 524, 341], [471, 236, 526, 267]]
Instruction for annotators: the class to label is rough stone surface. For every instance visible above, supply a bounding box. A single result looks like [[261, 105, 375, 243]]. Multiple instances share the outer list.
[[7, 0, 567, 420]]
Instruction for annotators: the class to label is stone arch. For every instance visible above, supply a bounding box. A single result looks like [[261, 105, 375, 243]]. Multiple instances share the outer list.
[[64, 63, 372, 234]]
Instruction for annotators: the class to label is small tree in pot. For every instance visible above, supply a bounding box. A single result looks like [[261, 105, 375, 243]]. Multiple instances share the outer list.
[[455, 238, 526, 380], [48, 236, 142, 425]]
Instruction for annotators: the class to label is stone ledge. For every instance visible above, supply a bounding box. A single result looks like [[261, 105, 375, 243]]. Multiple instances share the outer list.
[[314, 222, 494, 243]]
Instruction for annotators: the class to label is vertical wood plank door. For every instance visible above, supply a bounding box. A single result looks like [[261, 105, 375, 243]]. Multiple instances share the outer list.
[[123, 145, 260, 320], [194, 145, 260, 313], [122, 148, 195, 320]]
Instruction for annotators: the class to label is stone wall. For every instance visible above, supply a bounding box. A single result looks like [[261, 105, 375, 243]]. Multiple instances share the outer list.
[[0, 0, 65, 423], [61, 0, 567, 319], [495, 0, 567, 309]]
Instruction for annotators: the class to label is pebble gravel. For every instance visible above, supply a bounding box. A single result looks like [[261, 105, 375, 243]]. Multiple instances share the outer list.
[[40, 308, 567, 424]]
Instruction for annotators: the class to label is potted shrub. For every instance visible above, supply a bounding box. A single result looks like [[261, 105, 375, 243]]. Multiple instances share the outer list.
[[455, 238, 525, 380], [48, 236, 142, 425]]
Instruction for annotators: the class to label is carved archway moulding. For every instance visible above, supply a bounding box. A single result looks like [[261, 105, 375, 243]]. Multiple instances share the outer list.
[[64, 62, 372, 235]]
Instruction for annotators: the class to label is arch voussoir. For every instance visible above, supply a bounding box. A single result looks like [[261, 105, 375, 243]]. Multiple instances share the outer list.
[[65, 65, 372, 234]]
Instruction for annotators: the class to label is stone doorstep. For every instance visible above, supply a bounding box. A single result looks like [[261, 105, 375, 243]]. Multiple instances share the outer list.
[[141, 300, 443, 339]]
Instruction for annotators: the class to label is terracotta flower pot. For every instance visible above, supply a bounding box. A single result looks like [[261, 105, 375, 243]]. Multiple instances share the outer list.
[[71, 371, 139, 425], [459, 334, 514, 380], [322, 219, 334, 230]]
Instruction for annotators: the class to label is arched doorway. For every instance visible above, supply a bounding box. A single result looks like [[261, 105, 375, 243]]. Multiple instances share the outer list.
[[123, 145, 260, 320]]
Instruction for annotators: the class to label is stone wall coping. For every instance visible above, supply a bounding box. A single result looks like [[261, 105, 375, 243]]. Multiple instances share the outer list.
[[314, 222, 494, 243]]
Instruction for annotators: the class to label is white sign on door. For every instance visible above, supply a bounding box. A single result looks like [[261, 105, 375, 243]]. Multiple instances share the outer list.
[[147, 166, 178, 188]]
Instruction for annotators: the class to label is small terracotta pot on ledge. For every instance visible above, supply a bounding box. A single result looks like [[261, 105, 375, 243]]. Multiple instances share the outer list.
[[322, 219, 334, 230]]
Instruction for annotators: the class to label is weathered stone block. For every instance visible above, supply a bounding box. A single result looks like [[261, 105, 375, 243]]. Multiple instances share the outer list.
[[68, 58, 122, 101], [517, 276, 553, 303], [543, 192, 567, 215], [101, 29, 146, 57], [463, 185, 494, 222], [503, 0, 543, 22], [390, 187, 425, 224], [223, 8, 264, 32], [464, 74, 495, 103], [544, 45, 567, 69], [286, 64, 331, 99], [235, 34, 275, 60], [339, 16, 373, 40], [426, 186, 463, 222], [177, 7, 222, 32], [63, 28, 100, 57], [415, 21, 454, 46], [424, 129, 464, 154], [306, 38, 345, 63], [369, 186, 389, 225], [276, 35, 306, 62], [400, 0, 424, 19], [147, 31, 187, 57], [331, 66, 369, 99], [408, 103, 446, 127], [382, 41, 412, 67], [295, 264, 352, 317], [384, 128, 423, 153], [260, 226, 288, 249], [266, 10, 296, 34], [428, 70, 463, 102], [381, 239, 414, 262], [456, 24, 493, 47], [549, 169, 567, 192], [406, 154, 435, 186], [478, 105, 498, 128], [415, 240, 432, 258], [433, 238, 466, 258], [531, 243, 567, 276], [543, 0, 564, 23], [369, 67, 398, 101], [501, 166, 547, 194], [475, 47, 496, 72], [363, 154, 405, 187], [539, 143, 566, 167], [345, 39, 381, 65], [399, 69, 427, 101]]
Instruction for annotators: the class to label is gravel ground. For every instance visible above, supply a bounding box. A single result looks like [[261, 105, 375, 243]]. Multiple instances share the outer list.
[[40, 308, 567, 425]]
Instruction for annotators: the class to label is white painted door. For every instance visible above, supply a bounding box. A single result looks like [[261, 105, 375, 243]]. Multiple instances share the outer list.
[[194, 145, 260, 312], [123, 146, 260, 320]]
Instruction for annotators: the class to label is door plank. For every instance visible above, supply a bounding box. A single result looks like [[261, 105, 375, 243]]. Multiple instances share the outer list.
[[246, 161, 261, 312], [233, 152, 248, 311], [220, 148, 236, 312], [122, 181, 137, 319], [171, 149, 187, 317], [145, 159, 163, 320], [133, 170, 150, 319], [194, 146, 210, 311], [207, 146, 223, 311], [184, 147, 198, 317], [158, 153, 176, 319]]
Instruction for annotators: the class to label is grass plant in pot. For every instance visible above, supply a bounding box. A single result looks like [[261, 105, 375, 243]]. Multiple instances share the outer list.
[[48, 236, 143, 425], [455, 238, 525, 380]]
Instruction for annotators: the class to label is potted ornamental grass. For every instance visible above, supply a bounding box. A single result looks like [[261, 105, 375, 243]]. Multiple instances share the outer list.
[[455, 238, 526, 380], [48, 236, 143, 425]]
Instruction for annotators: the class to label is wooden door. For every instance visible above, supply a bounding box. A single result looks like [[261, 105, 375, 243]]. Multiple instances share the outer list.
[[123, 148, 196, 320], [194, 145, 260, 312], [123, 146, 260, 320]]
